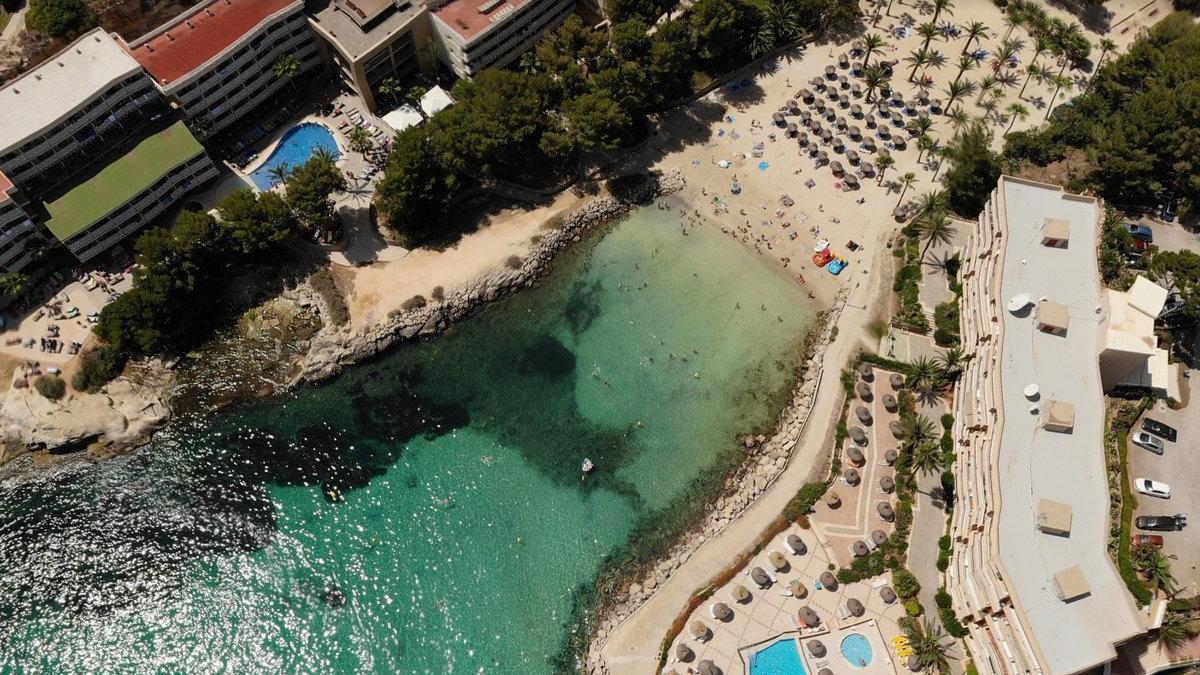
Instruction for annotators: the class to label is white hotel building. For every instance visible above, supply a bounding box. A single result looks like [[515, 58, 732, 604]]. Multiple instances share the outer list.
[[430, 0, 574, 78]]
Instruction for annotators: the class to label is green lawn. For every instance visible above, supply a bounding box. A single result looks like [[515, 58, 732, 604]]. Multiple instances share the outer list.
[[44, 121, 205, 241]]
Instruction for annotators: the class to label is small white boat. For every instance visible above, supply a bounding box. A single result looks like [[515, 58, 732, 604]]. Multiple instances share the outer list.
[[581, 458, 595, 474]]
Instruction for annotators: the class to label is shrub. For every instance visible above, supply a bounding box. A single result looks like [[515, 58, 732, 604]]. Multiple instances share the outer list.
[[785, 482, 829, 519], [940, 414, 954, 430], [933, 300, 961, 347], [935, 587, 953, 609], [26, 0, 95, 37], [893, 568, 921, 598], [402, 295, 428, 311], [505, 255, 523, 270], [34, 375, 66, 400], [936, 551, 949, 571], [904, 599, 923, 616], [310, 268, 349, 326], [72, 345, 127, 393], [940, 606, 968, 638], [430, 285, 445, 302], [938, 535, 952, 552]]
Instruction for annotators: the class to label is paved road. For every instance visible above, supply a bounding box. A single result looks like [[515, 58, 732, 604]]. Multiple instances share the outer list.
[[1130, 373, 1200, 596]]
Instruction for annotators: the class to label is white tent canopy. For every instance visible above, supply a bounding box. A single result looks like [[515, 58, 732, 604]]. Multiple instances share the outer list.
[[382, 104, 424, 134], [420, 85, 454, 117]]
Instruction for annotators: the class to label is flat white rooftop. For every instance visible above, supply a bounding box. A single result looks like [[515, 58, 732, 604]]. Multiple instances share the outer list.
[[995, 177, 1143, 674], [0, 29, 144, 153]]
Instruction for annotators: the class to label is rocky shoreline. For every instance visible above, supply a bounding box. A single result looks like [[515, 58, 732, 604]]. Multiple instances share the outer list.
[[293, 168, 687, 387], [582, 285, 848, 674]]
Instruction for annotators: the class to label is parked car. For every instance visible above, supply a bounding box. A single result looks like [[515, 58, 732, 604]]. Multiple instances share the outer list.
[[1134, 478, 1171, 499], [1131, 238, 1149, 253], [1135, 514, 1186, 531], [1132, 431, 1165, 455], [1131, 534, 1165, 547], [1161, 196, 1179, 222], [1142, 418, 1178, 443], [1126, 223, 1154, 242]]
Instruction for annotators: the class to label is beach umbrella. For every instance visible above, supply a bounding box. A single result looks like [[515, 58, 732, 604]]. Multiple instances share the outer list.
[[787, 122, 798, 136], [751, 567, 772, 587], [918, 110, 931, 123], [864, 113, 876, 128], [814, 99, 827, 113], [825, 65, 836, 78], [855, 405, 872, 424], [821, 128, 833, 142], [844, 467, 861, 485], [808, 639, 828, 658], [889, 420, 903, 438], [883, 448, 898, 464], [789, 578, 808, 598], [860, 161, 875, 175], [799, 88, 813, 101], [769, 550, 789, 572], [930, 99, 943, 114], [830, 160, 844, 175], [852, 540, 869, 557], [849, 426, 868, 446], [893, 136, 907, 150], [850, 103, 863, 117], [851, 61, 863, 76], [890, 90, 903, 104], [916, 90, 930, 105], [690, 620, 709, 640], [839, 93, 850, 107], [878, 501, 895, 521], [838, 53, 849, 67], [838, 75, 849, 89], [848, 597, 865, 617], [826, 491, 841, 508], [851, 39, 864, 53], [844, 173, 859, 188], [811, 76, 825, 89], [907, 655, 922, 671], [881, 475, 896, 493], [882, 393, 897, 411], [697, 659, 719, 675], [890, 372, 904, 389], [827, 86, 840, 100], [881, 586, 897, 603], [859, 363, 874, 381], [836, 116, 848, 129], [851, 82, 863, 96], [905, 99, 919, 114], [800, 109, 812, 121], [772, 112, 786, 126], [816, 150, 829, 164], [712, 602, 732, 621], [856, 381, 872, 400], [798, 605, 820, 627], [787, 534, 807, 555], [872, 529, 888, 546], [676, 643, 695, 662], [846, 148, 861, 164], [786, 99, 798, 111], [877, 125, 892, 140], [797, 132, 810, 147], [820, 669, 834, 675]]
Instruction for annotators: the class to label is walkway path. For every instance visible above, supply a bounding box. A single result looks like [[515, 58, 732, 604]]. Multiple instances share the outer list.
[[0, 4, 25, 49]]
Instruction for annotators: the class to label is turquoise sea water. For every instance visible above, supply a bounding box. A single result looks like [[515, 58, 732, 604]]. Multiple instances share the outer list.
[[0, 204, 813, 673]]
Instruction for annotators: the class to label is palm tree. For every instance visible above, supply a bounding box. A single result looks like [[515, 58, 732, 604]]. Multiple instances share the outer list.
[[1019, 63, 1045, 99], [378, 76, 402, 105], [1157, 611, 1199, 651], [914, 190, 947, 219], [961, 20, 988, 54], [905, 47, 931, 83], [347, 125, 373, 154], [937, 346, 965, 377], [926, 51, 948, 73], [903, 619, 952, 673], [1029, 35, 1050, 68], [942, 79, 976, 115], [268, 165, 292, 187], [907, 115, 934, 139], [895, 172, 917, 207], [753, 0, 802, 57], [1002, 2, 1027, 42], [931, 0, 954, 25], [1095, 37, 1118, 72], [1044, 73, 1071, 121], [861, 32, 886, 69], [952, 55, 975, 85], [916, 134, 935, 162], [930, 145, 950, 181], [312, 147, 338, 167], [995, 70, 1019, 90], [910, 441, 945, 476], [918, 22, 940, 50], [273, 53, 301, 93], [1004, 103, 1029, 136], [901, 415, 939, 453], [948, 108, 972, 133], [417, 38, 443, 75], [876, 154, 895, 185], [992, 41, 1018, 72], [862, 64, 889, 103], [919, 211, 957, 259], [1142, 547, 1178, 594], [976, 74, 996, 104]]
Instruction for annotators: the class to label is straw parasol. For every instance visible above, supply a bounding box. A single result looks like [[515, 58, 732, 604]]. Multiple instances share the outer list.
[[877, 501, 895, 521], [825, 65, 836, 78], [865, 113, 876, 128], [827, 86, 840, 100], [789, 578, 808, 598], [930, 99, 943, 113], [889, 420, 903, 438], [814, 99, 827, 113], [832, 137, 845, 152], [881, 475, 896, 493], [877, 125, 892, 139], [800, 109, 813, 122], [907, 654, 922, 671], [769, 550, 789, 571], [844, 173, 859, 188], [712, 601, 732, 621], [787, 122, 798, 136], [890, 90, 903, 104], [844, 467, 861, 485], [893, 136, 907, 150], [838, 52, 850, 66], [846, 148, 861, 165], [821, 128, 834, 143], [839, 93, 850, 106], [697, 659, 719, 675], [882, 393, 898, 411], [811, 76, 824, 89], [846, 446, 865, 466], [883, 448, 898, 464], [890, 372, 905, 389], [786, 99, 798, 111], [862, 137, 877, 152], [787, 533, 807, 555], [872, 529, 888, 546], [847, 597, 866, 617], [799, 88, 814, 101], [881, 585, 897, 603], [826, 491, 841, 508], [830, 160, 844, 175], [797, 132, 809, 146], [808, 639, 827, 658], [860, 161, 875, 176], [819, 571, 838, 590], [850, 103, 863, 117], [855, 405, 873, 424], [798, 605, 820, 627], [849, 426, 868, 446], [851, 82, 863, 96], [836, 115, 848, 129], [820, 670, 834, 675], [848, 125, 862, 140], [856, 381, 872, 400], [751, 566, 772, 587], [676, 643, 695, 662], [816, 150, 829, 164], [852, 539, 870, 557], [690, 620, 709, 640], [859, 363, 874, 381], [732, 583, 751, 603], [772, 111, 785, 125]]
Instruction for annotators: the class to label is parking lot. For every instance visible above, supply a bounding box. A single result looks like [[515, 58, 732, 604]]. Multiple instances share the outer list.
[[1130, 373, 1200, 595]]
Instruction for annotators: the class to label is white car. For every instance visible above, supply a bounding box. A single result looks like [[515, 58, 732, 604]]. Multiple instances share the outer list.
[[1134, 478, 1171, 499], [1132, 431, 1165, 455]]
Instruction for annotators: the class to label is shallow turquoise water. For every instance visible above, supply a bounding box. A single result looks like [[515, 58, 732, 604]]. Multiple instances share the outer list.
[[0, 204, 813, 673], [749, 638, 807, 675], [250, 122, 340, 190]]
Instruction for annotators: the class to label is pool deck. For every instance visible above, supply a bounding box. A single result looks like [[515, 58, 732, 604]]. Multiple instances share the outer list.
[[666, 523, 905, 675]]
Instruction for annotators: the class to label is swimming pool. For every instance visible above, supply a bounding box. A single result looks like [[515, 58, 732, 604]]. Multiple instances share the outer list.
[[749, 638, 807, 675], [250, 122, 340, 190], [840, 633, 874, 668]]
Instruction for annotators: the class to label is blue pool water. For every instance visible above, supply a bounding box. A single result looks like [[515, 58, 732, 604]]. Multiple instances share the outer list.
[[841, 633, 874, 668], [749, 638, 807, 675], [250, 123, 340, 190]]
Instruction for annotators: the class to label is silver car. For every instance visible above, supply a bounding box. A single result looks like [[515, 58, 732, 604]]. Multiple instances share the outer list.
[[1132, 431, 1164, 455]]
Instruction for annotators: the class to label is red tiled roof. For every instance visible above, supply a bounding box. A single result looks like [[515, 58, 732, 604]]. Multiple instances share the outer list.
[[127, 0, 298, 86], [434, 0, 533, 42], [0, 170, 13, 200]]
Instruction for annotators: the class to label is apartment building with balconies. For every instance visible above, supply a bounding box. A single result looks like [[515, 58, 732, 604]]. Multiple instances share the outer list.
[[0, 29, 168, 202], [430, 0, 573, 78], [122, 0, 324, 139], [0, 172, 40, 276]]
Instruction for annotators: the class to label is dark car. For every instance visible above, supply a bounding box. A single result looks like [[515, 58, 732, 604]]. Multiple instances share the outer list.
[[1143, 418, 1178, 443], [1135, 514, 1186, 531], [1126, 223, 1154, 243], [1132, 534, 1165, 547], [1161, 197, 1179, 222]]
